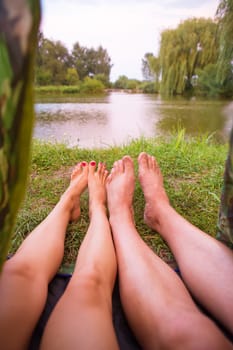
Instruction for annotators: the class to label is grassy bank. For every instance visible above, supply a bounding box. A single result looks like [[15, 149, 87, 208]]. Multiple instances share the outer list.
[[35, 78, 106, 96], [11, 134, 228, 269]]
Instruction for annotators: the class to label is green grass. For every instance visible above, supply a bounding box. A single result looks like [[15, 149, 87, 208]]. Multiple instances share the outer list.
[[35, 79, 106, 96], [10, 134, 228, 268], [35, 85, 82, 94]]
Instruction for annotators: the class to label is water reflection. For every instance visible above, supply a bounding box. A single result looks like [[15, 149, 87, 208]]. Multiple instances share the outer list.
[[156, 98, 230, 141], [34, 92, 233, 148], [35, 102, 111, 148]]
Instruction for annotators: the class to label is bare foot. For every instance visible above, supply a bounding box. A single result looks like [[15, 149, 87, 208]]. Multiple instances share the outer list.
[[138, 152, 169, 230], [88, 161, 108, 216], [62, 162, 88, 221], [106, 156, 135, 218]]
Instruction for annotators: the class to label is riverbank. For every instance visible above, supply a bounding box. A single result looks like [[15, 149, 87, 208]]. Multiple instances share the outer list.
[[34, 81, 157, 96], [11, 135, 228, 267], [35, 79, 106, 95]]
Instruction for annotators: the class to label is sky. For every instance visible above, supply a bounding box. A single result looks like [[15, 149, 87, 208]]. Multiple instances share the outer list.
[[40, 0, 220, 82]]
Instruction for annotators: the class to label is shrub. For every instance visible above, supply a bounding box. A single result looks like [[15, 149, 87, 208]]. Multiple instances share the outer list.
[[80, 77, 105, 94]]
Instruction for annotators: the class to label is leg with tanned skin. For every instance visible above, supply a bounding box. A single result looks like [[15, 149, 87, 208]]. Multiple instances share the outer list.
[[0, 162, 88, 350], [106, 155, 233, 350], [41, 161, 119, 350], [138, 152, 233, 335]]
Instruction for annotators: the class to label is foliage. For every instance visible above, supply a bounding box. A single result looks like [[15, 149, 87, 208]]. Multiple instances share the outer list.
[[113, 75, 140, 91], [126, 79, 140, 90], [66, 68, 79, 85], [35, 33, 112, 87], [35, 85, 82, 94], [142, 53, 155, 80], [195, 64, 223, 96], [0, 0, 41, 270], [35, 78, 106, 95], [114, 75, 129, 89], [71, 42, 112, 82], [142, 53, 161, 87], [94, 73, 111, 88], [159, 18, 219, 95], [195, 63, 233, 97], [139, 81, 158, 93], [215, 0, 233, 95], [79, 77, 105, 94], [12, 136, 228, 266], [36, 33, 71, 85]]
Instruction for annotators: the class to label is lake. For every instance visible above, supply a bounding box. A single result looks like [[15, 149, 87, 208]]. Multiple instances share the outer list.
[[34, 92, 233, 148]]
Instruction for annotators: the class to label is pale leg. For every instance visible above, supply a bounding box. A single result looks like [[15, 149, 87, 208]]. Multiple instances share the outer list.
[[106, 155, 232, 350], [41, 162, 119, 350], [0, 162, 88, 350], [138, 152, 233, 335]]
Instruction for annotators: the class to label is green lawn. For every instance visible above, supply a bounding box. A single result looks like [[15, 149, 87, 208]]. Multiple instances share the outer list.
[[11, 133, 228, 269]]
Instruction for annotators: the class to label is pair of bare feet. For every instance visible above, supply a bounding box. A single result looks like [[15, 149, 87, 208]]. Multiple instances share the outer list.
[[63, 152, 169, 231]]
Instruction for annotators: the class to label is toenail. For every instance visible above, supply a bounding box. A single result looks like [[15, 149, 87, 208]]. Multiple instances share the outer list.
[[90, 161, 96, 166], [81, 162, 87, 166]]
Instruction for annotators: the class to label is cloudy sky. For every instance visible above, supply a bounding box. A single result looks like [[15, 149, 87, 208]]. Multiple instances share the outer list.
[[40, 0, 220, 81]]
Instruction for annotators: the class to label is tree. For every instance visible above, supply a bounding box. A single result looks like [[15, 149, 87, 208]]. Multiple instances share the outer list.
[[114, 75, 129, 89], [36, 33, 71, 85], [148, 55, 161, 90], [195, 64, 223, 97], [0, 0, 41, 269], [66, 67, 79, 85], [216, 0, 233, 91], [159, 18, 219, 95], [72, 43, 112, 82], [142, 53, 155, 81], [71, 42, 89, 80]]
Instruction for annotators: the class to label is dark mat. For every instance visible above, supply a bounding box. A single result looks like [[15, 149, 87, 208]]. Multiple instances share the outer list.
[[29, 271, 233, 349], [29, 275, 141, 350]]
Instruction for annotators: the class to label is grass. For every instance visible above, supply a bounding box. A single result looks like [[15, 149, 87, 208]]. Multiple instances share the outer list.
[[10, 133, 228, 269], [35, 79, 106, 96]]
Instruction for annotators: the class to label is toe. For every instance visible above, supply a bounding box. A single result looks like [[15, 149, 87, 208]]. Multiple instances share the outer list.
[[98, 162, 105, 179], [122, 156, 134, 173], [152, 156, 158, 171], [138, 152, 149, 169], [97, 162, 102, 174], [106, 173, 112, 184], [89, 160, 96, 175], [71, 163, 81, 179], [103, 169, 109, 183], [115, 159, 123, 173], [148, 155, 155, 169], [81, 161, 89, 176]]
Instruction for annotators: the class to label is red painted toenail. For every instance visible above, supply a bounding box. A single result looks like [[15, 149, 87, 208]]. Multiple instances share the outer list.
[[90, 161, 96, 166], [81, 162, 87, 166]]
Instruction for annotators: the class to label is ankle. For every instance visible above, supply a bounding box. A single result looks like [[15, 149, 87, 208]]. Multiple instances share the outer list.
[[109, 206, 134, 225], [144, 200, 171, 231], [89, 202, 107, 216]]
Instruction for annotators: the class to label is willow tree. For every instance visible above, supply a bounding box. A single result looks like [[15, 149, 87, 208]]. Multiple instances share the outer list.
[[159, 18, 219, 95], [216, 0, 233, 86], [0, 0, 41, 270]]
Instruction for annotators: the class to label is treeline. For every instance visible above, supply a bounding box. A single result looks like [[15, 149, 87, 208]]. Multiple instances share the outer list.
[[36, 0, 232, 98], [35, 32, 112, 92], [141, 0, 233, 97]]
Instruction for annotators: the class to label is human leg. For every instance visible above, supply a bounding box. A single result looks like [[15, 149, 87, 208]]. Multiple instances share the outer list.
[[40, 162, 119, 350], [106, 155, 232, 350], [0, 162, 88, 350], [138, 151, 233, 335]]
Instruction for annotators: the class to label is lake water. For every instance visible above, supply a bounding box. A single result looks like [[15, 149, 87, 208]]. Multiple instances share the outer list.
[[34, 92, 233, 148]]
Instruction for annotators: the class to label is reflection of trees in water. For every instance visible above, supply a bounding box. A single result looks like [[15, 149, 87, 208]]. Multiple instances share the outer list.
[[157, 102, 227, 141], [36, 110, 108, 124]]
